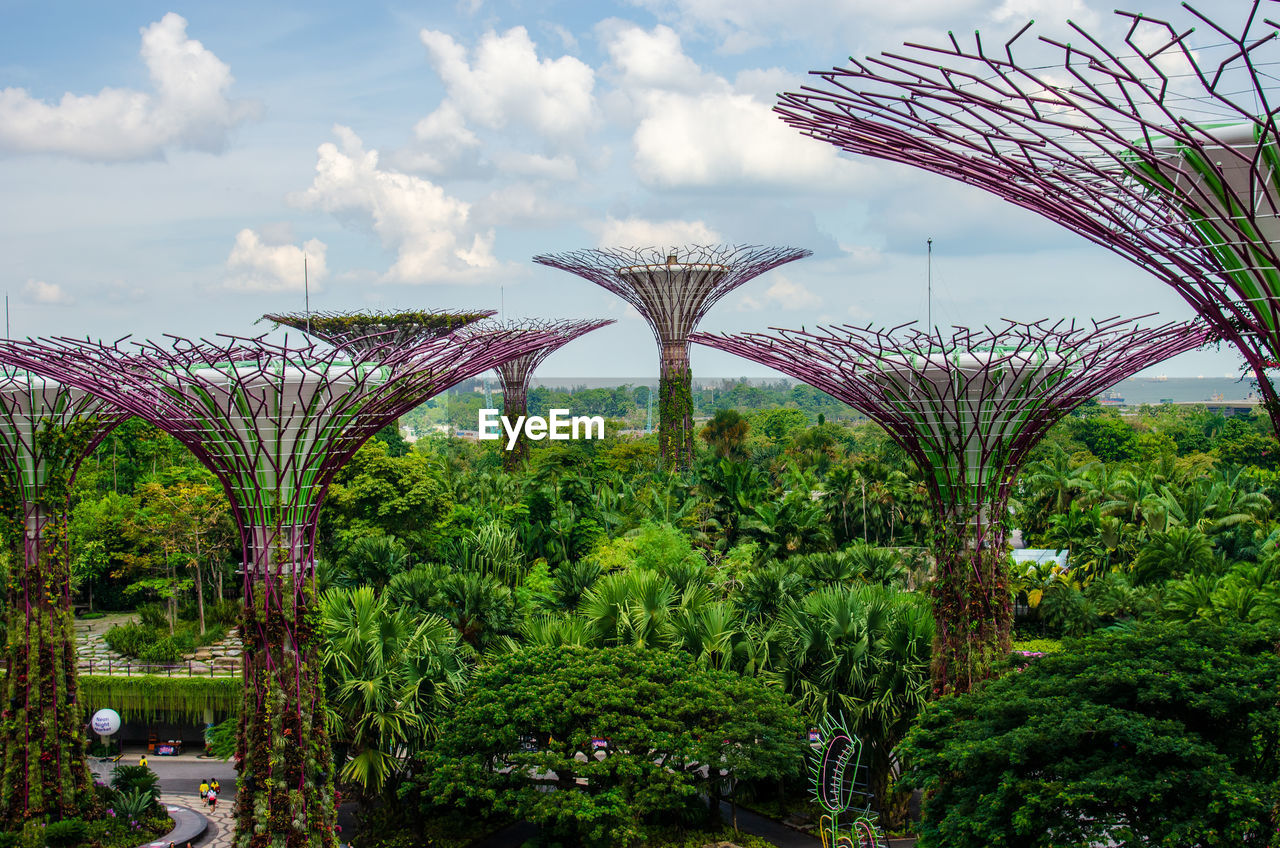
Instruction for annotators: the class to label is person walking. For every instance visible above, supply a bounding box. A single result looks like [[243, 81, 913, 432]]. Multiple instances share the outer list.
[[139, 754, 148, 768], [207, 788, 217, 812], [198, 779, 209, 799], [210, 777, 220, 794]]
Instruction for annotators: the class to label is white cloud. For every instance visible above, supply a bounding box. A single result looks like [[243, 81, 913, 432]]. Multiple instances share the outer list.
[[21, 279, 71, 305], [291, 126, 498, 284], [419, 26, 595, 140], [224, 229, 327, 293], [604, 24, 871, 191], [736, 275, 821, 311], [605, 23, 707, 92], [0, 13, 256, 161], [393, 102, 482, 175], [596, 215, 722, 247]]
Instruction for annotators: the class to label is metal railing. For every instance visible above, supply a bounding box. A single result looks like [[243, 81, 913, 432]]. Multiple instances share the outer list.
[[78, 658, 240, 678]]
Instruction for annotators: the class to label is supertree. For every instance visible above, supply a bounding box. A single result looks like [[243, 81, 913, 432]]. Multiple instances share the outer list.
[[489, 319, 615, 470], [0, 323, 561, 848], [534, 246, 811, 467], [694, 316, 1208, 694], [261, 308, 495, 353], [774, 2, 1280, 430], [0, 373, 121, 824]]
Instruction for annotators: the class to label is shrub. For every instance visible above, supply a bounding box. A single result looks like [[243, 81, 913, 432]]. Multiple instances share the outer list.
[[139, 636, 180, 663], [136, 603, 168, 629], [103, 623, 148, 657], [111, 765, 160, 802], [207, 598, 241, 626], [114, 786, 157, 820], [420, 646, 804, 846], [901, 620, 1280, 847], [43, 819, 87, 847]]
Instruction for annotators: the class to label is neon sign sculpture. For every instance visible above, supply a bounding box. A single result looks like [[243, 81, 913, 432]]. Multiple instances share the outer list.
[[810, 713, 886, 848]]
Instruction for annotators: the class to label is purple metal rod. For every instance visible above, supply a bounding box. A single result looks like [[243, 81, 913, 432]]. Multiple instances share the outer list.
[[534, 245, 810, 466], [488, 318, 615, 469], [694, 315, 1208, 693], [0, 324, 564, 848], [0, 373, 122, 824], [774, 2, 1280, 429]]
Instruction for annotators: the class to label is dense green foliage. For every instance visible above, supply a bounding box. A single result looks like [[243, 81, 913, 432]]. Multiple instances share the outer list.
[[418, 646, 803, 846], [25, 394, 1280, 842], [900, 621, 1280, 846]]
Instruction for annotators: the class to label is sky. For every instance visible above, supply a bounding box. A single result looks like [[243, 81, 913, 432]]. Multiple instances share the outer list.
[[0, 0, 1266, 384]]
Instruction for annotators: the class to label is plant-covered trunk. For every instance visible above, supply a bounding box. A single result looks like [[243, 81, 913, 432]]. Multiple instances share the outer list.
[[929, 501, 1011, 695], [501, 380, 529, 472], [0, 503, 94, 825], [235, 522, 337, 848], [658, 342, 694, 470]]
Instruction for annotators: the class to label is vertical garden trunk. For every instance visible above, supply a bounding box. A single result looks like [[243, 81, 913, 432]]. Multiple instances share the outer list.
[[235, 523, 337, 848], [658, 342, 694, 470], [0, 503, 94, 824], [928, 502, 1012, 695], [501, 381, 529, 472]]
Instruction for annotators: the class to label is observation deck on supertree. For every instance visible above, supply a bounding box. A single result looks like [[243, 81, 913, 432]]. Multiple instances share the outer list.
[[694, 316, 1208, 693], [488, 319, 615, 470], [0, 373, 121, 824], [534, 245, 811, 468], [0, 323, 561, 848], [774, 2, 1280, 429], [262, 308, 496, 354]]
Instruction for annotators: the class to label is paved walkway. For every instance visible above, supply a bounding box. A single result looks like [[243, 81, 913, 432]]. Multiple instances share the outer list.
[[93, 747, 237, 848], [136, 804, 208, 848]]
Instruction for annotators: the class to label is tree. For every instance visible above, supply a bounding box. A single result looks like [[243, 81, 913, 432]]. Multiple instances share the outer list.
[[700, 409, 749, 459], [900, 621, 1280, 847], [320, 440, 452, 554], [320, 586, 467, 799], [421, 646, 804, 846], [778, 585, 933, 829], [1131, 525, 1216, 585]]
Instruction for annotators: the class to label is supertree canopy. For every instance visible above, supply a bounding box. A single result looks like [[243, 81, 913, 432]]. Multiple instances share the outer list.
[[694, 316, 1208, 693], [534, 245, 811, 467], [0, 373, 121, 824], [0, 325, 560, 848], [489, 319, 615, 470], [774, 2, 1280, 429], [262, 308, 496, 354]]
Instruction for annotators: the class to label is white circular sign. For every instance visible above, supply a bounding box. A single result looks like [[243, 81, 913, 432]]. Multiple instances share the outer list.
[[91, 708, 121, 736]]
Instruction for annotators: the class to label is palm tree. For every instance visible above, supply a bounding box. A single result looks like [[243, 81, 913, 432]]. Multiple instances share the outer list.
[[698, 458, 768, 550], [744, 491, 832, 560], [320, 586, 468, 798], [736, 561, 806, 622], [777, 585, 933, 830], [339, 534, 413, 587], [1131, 526, 1216, 585], [432, 572, 519, 651]]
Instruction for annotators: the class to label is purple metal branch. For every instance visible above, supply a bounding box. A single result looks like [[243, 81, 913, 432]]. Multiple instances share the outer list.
[[532, 245, 810, 348], [773, 3, 1280, 424], [489, 318, 616, 394], [693, 316, 1210, 515]]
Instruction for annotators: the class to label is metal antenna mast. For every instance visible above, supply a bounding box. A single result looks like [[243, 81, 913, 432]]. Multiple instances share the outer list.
[[927, 238, 933, 332], [303, 255, 311, 334]]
